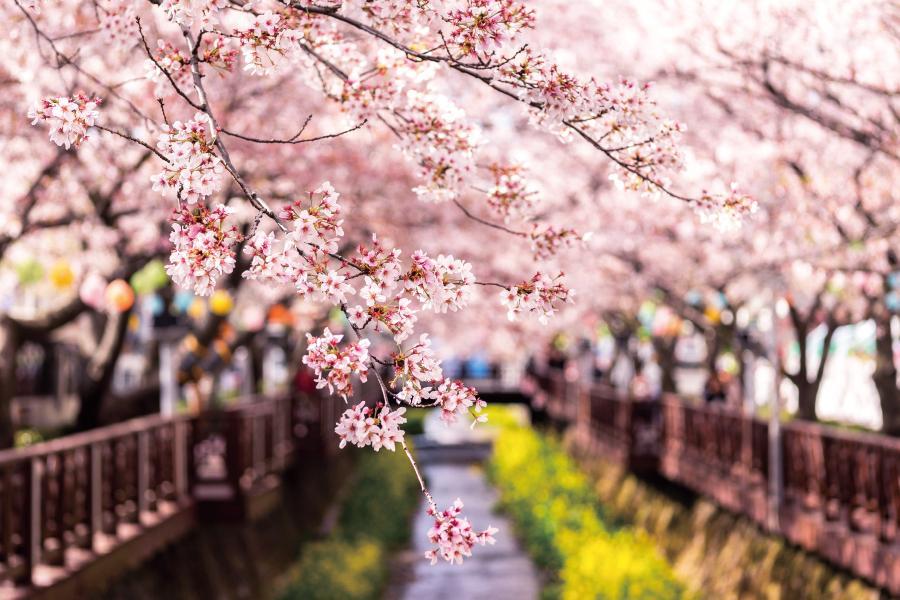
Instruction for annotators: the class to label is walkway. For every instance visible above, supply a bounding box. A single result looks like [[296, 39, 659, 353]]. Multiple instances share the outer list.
[[388, 411, 540, 600]]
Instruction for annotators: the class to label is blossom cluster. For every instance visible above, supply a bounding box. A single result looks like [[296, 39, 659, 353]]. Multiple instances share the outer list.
[[145, 40, 194, 96], [444, 0, 535, 62], [486, 163, 539, 221], [392, 334, 444, 394], [281, 181, 345, 254], [159, 0, 226, 27], [403, 251, 475, 313], [166, 204, 241, 296], [499, 52, 687, 191], [432, 379, 486, 426], [695, 184, 759, 231], [237, 12, 302, 76], [99, 1, 138, 48], [397, 90, 480, 203], [334, 401, 406, 452], [151, 113, 224, 205], [425, 499, 498, 565], [500, 272, 574, 324], [302, 328, 371, 399], [348, 295, 418, 342], [245, 183, 356, 304], [529, 224, 587, 260], [146, 38, 237, 97], [28, 94, 101, 150]]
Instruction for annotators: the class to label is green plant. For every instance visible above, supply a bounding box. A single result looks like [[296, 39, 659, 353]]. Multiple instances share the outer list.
[[488, 414, 686, 599], [403, 408, 428, 436], [278, 446, 420, 600], [279, 539, 384, 600], [338, 446, 421, 548]]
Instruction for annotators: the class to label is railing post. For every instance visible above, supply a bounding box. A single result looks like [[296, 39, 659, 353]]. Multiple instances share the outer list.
[[18, 458, 42, 586], [173, 420, 188, 503], [253, 414, 265, 479], [768, 391, 783, 532], [88, 443, 102, 550], [136, 431, 149, 520], [1, 466, 11, 564]]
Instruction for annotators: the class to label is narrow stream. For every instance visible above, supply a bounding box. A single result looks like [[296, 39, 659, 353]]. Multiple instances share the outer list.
[[388, 411, 540, 600]]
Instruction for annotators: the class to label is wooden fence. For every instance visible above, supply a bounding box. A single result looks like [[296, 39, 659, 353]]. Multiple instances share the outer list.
[[0, 394, 323, 598], [538, 373, 900, 594]]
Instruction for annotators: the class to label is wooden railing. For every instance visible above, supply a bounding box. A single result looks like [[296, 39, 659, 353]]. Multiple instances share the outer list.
[[0, 414, 191, 590], [585, 384, 659, 471], [0, 393, 323, 596], [659, 396, 769, 524], [535, 376, 900, 594]]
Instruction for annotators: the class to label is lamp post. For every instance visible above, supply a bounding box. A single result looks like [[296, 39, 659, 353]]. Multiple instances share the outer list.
[[758, 298, 787, 532]]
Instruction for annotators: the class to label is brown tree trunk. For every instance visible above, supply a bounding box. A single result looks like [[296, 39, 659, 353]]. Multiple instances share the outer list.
[[705, 329, 720, 376], [0, 322, 19, 448], [75, 307, 133, 431], [873, 312, 900, 435], [793, 377, 819, 421], [652, 336, 678, 394], [785, 306, 836, 423]]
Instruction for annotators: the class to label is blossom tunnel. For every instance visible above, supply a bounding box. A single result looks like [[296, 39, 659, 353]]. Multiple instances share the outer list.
[[1, 0, 898, 598]]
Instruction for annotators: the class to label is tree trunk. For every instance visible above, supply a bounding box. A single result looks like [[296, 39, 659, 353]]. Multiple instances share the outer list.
[[873, 313, 900, 434], [793, 377, 819, 421], [705, 329, 720, 375], [75, 307, 133, 432], [652, 336, 678, 394], [0, 322, 19, 448]]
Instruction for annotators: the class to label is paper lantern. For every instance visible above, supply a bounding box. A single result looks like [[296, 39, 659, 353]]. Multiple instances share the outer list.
[[242, 306, 266, 331], [173, 291, 194, 313], [105, 279, 134, 313], [187, 298, 205, 319], [209, 290, 234, 316], [131, 259, 169, 295], [49, 261, 74, 289], [16, 259, 44, 286], [268, 304, 294, 326], [80, 273, 107, 310]]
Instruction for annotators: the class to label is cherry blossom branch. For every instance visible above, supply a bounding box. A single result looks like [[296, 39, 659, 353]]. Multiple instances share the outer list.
[[137, 17, 204, 112], [179, 27, 285, 229], [94, 125, 171, 163], [285, 1, 707, 205], [219, 116, 368, 145], [451, 199, 528, 237]]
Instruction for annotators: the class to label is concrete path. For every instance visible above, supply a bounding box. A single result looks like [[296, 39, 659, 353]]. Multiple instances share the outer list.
[[387, 410, 540, 600]]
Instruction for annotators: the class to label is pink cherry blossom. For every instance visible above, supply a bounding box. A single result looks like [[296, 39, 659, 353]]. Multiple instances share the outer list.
[[165, 204, 241, 296], [28, 94, 101, 150], [237, 12, 302, 76], [424, 498, 498, 565], [151, 113, 224, 205], [302, 328, 370, 399], [500, 272, 574, 324], [403, 251, 474, 313], [334, 401, 407, 452], [433, 379, 487, 426]]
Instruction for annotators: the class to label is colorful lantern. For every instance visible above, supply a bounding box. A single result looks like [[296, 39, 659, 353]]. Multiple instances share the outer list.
[[188, 298, 206, 319], [80, 273, 107, 310], [105, 279, 134, 313], [130, 259, 169, 295], [173, 291, 194, 313], [48, 261, 74, 289], [209, 290, 234, 316], [16, 259, 44, 286]]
